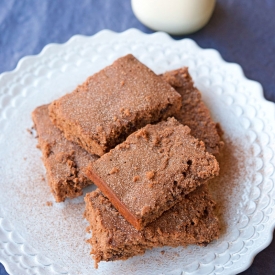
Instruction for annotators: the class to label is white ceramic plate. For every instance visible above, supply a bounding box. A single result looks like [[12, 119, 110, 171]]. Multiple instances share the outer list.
[[0, 29, 274, 275]]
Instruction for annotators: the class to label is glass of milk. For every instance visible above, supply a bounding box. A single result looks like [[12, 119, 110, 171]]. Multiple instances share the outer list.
[[131, 0, 216, 35]]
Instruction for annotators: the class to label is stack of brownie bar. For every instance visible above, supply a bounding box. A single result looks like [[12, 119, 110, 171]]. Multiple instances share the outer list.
[[32, 54, 223, 268]]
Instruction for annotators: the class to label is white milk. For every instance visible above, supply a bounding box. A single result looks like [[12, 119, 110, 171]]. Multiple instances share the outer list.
[[131, 0, 216, 35]]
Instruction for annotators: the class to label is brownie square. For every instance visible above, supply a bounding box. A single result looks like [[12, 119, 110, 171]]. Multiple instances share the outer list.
[[84, 185, 219, 268], [162, 68, 224, 156], [86, 118, 219, 230], [49, 54, 182, 156], [32, 105, 98, 202]]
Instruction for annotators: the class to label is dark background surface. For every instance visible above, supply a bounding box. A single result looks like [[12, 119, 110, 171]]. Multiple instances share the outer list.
[[0, 0, 274, 274]]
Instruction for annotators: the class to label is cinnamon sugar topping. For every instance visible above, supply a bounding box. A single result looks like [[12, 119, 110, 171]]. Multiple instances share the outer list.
[[109, 167, 119, 174], [146, 171, 155, 180], [133, 176, 140, 182], [86, 117, 219, 230], [49, 54, 182, 156]]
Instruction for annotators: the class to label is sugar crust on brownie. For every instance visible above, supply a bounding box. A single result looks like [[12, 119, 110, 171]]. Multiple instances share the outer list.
[[86, 117, 219, 230], [162, 68, 224, 156], [84, 185, 219, 268], [32, 104, 98, 202], [49, 54, 182, 156]]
